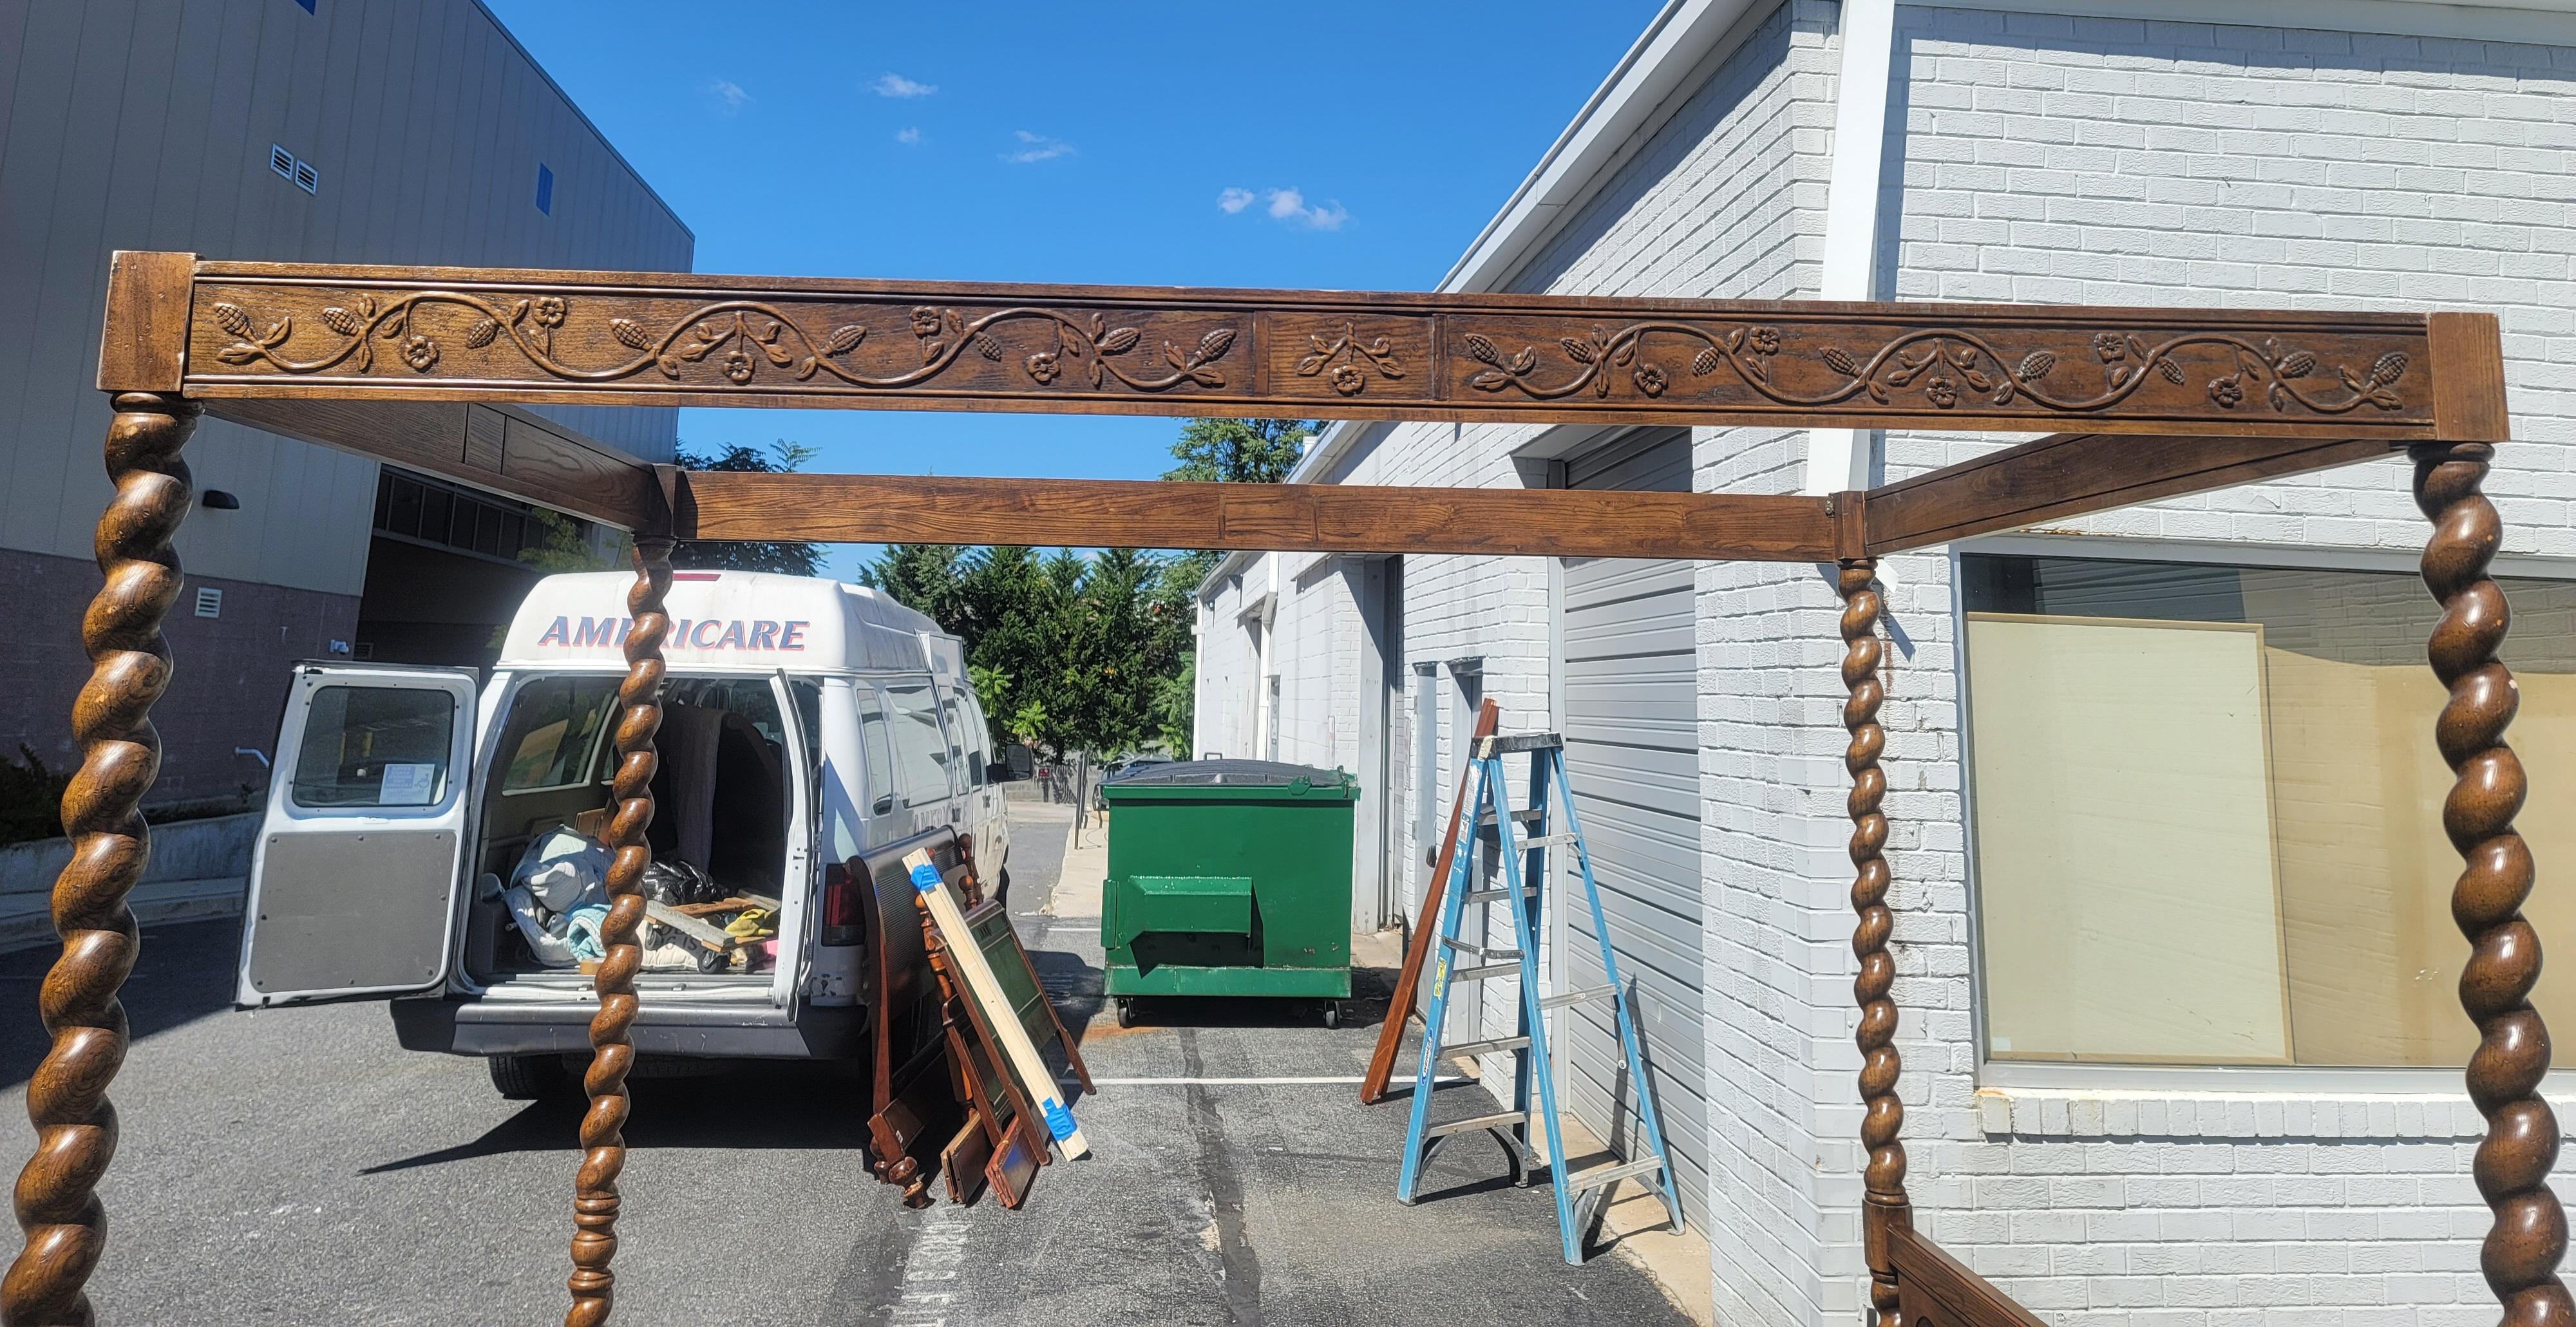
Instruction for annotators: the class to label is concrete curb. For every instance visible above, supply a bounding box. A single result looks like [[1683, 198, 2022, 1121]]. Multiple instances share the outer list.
[[0, 876, 248, 954]]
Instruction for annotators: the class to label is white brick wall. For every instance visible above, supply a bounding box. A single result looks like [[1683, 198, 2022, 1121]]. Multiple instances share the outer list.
[[1189, 3, 2576, 1322]]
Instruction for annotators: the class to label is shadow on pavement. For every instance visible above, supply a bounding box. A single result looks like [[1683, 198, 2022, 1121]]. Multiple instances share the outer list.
[[361, 1060, 871, 1174], [0, 917, 242, 1091]]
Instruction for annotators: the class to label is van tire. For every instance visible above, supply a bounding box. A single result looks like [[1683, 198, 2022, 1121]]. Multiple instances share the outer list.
[[994, 867, 1012, 908], [488, 1053, 568, 1102]]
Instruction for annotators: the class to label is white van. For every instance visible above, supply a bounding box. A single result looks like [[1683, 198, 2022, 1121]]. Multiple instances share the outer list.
[[234, 570, 1023, 1096]]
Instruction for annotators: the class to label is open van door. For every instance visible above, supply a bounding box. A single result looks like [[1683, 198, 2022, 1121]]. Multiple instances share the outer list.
[[236, 663, 478, 1008]]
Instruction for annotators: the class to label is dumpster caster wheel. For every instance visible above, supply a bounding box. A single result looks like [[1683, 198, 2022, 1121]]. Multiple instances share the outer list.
[[1321, 1001, 1341, 1030], [1115, 998, 1135, 1028]]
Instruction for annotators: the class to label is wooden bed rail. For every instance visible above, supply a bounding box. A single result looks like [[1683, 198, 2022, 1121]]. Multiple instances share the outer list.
[[20, 252, 2546, 1325]]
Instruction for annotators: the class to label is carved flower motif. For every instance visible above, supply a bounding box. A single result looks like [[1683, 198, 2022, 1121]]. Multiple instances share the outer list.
[[1633, 363, 1669, 397], [1926, 375, 1959, 408], [2093, 333, 2126, 363], [1329, 363, 1366, 396], [1026, 351, 1061, 384], [401, 334, 439, 372], [2209, 375, 2244, 408], [531, 296, 568, 328], [911, 306, 943, 337], [723, 350, 755, 384], [1747, 326, 1781, 355]]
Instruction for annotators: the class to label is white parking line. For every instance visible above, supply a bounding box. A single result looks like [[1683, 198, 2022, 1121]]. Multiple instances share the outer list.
[[1084, 1075, 1469, 1086]]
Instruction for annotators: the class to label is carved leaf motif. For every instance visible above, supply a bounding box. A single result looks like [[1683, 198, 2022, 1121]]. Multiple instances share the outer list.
[[2157, 357, 2186, 386], [1312, 335, 1336, 355], [972, 332, 1005, 361], [359, 295, 377, 320], [466, 319, 498, 349], [510, 299, 531, 325], [1611, 341, 1634, 368], [1507, 346, 1537, 375], [1165, 341, 1188, 370], [1099, 327, 1141, 354], [2109, 365, 2135, 390], [2277, 352, 2314, 379], [260, 317, 292, 348], [944, 309, 964, 335], [214, 344, 263, 364], [1742, 353, 1768, 384], [321, 307, 362, 337], [1468, 368, 1512, 391], [1196, 328, 1236, 362], [1821, 346, 1860, 377], [2015, 350, 2054, 382], [822, 325, 866, 355], [2370, 352, 2408, 386], [923, 339, 946, 364], [761, 338, 793, 367], [382, 310, 407, 338], [611, 319, 653, 350], [1463, 334, 1501, 366], [213, 303, 254, 337], [1090, 312, 1106, 340], [1962, 368, 1993, 391], [1692, 348, 1720, 377], [1296, 352, 1330, 377]]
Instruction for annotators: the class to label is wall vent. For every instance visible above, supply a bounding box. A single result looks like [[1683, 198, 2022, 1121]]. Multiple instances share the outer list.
[[535, 163, 553, 215], [194, 587, 223, 619], [270, 144, 295, 179], [294, 159, 318, 194]]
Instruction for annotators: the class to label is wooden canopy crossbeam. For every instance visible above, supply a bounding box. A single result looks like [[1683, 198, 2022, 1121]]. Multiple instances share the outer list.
[[19, 252, 2555, 1327]]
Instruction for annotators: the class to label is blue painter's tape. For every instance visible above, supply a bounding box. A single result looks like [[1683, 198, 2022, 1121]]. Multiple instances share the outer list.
[[909, 863, 941, 894], [1041, 1099, 1076, 1141]]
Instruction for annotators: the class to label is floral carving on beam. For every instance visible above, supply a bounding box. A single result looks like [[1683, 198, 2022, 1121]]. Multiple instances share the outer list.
[[180, 272, 2431, 432]]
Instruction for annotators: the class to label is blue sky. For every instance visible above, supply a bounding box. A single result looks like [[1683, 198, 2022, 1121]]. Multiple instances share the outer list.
[[485, 1, 1666, 578]]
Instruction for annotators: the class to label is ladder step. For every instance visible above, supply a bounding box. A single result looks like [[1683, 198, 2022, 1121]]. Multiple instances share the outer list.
[[1517, 833, 1577, 849], [1569, 1157, 1667, 1192], [1450, 962, 1520, 982], [1462, 886, 1537, 904], [1425, 1111, 1528, 1140], [1479, 733, 1563, 753], [1477, 807, 1546, 827], [1446, 1035, 1532, 1057], [1439, 937, 1523, 961], [1540, 986, 1615, 1010]]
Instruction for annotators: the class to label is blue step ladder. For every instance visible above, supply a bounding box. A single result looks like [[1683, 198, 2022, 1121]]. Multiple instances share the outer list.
[[1395, 731, 1680, 1264]]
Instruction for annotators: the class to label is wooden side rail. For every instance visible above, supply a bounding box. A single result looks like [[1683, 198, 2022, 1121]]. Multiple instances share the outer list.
[[1888, 1226, 2050, 1327]]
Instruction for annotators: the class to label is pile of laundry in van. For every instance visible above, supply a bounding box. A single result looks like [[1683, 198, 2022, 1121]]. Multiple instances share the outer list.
[[498, 827, 616, 968], [492, 826, 781, 974]]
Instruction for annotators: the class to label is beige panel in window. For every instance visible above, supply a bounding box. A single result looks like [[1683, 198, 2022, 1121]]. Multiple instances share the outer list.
[[2271, 653, 2576, 1065], [1970, 613, 2291, 1064]]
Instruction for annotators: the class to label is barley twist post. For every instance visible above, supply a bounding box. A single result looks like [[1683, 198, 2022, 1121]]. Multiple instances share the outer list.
[[565, 536, 671, 1327], [3, 393, 198, 1327], [1839, 558, 1909, 1326], [2413, 442, 2573, 1326]]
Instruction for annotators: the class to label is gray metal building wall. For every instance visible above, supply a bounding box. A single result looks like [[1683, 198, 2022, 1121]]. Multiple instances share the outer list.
[[0, 0, 692, 802]]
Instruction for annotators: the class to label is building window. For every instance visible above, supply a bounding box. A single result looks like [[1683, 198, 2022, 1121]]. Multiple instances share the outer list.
[[535, 163, 553, 215], [1962, 552, 2576, 1068], [293, 0, 316, 14]]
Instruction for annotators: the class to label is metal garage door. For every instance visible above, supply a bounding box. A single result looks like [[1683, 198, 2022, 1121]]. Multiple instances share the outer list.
[[1558, 429, 1705, 1230]]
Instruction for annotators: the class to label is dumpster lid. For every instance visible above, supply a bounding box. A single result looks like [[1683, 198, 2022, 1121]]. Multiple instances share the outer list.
[[1105, 758, 1347, 788]]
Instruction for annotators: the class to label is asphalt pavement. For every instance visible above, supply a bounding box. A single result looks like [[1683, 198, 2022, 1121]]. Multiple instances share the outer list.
[[0, 806, 1696, 1325]]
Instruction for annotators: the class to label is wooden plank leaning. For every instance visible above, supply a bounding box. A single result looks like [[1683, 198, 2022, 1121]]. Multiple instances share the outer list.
[[902, 847, 1092, 1160], [1361, 697, 1500, 1106]]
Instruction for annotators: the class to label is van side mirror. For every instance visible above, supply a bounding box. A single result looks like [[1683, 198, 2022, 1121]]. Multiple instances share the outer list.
[[998, 744, 1036, 782]]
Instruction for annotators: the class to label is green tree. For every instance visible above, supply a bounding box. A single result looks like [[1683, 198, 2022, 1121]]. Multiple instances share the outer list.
[[1162, 417, 1316, 484], [672, 441, 822, 575]]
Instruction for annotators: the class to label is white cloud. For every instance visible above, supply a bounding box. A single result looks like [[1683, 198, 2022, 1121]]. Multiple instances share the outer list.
[[709, 79, 750, 113], [1002, 130, 1074, 164], [895, 127, 922, 146], [1217, 185, 1350, 231], [872, 72, 936, 99]]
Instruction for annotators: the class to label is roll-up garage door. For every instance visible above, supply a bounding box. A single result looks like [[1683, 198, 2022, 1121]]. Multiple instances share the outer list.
[[1559, 429, 1705, 1230]]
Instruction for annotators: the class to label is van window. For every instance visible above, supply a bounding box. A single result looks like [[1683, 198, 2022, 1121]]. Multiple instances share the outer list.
[[957, 694, 990, 789], [938, 693, 972, 796], [859, 690, 895, 812], [497, 677, 618, 793], [292, 686, 457, 808], [884, 683, 953, 805]]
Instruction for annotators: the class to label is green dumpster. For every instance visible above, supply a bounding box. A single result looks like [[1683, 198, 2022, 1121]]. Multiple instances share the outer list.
[[1100, 759, 1358, 1027]]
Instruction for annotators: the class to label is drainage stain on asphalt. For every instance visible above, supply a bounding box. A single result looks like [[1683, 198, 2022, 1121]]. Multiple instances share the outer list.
[[1179, 1026, 1264, 1326]]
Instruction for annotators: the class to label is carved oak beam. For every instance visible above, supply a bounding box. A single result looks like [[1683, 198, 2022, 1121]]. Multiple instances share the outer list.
[[679, 473, 1838, 562], [156, 258, 2440, 438]]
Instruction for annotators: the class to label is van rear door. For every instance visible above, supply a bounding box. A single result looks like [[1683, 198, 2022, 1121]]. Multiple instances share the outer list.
[[236, 664, 478, 1007]]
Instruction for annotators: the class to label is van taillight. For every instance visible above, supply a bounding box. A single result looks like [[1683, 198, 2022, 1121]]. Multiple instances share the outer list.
[[821, 861, 865, 946]]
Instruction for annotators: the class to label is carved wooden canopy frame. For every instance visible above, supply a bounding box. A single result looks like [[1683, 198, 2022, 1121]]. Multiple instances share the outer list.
[[14, 250, 2553, 1327]]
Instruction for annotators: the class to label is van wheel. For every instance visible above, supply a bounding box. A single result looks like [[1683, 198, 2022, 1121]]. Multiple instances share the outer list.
[[995, 867, 1012, 908], [1321, 1001, 1341, 1030], [488, 1053, 567, 1102]]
